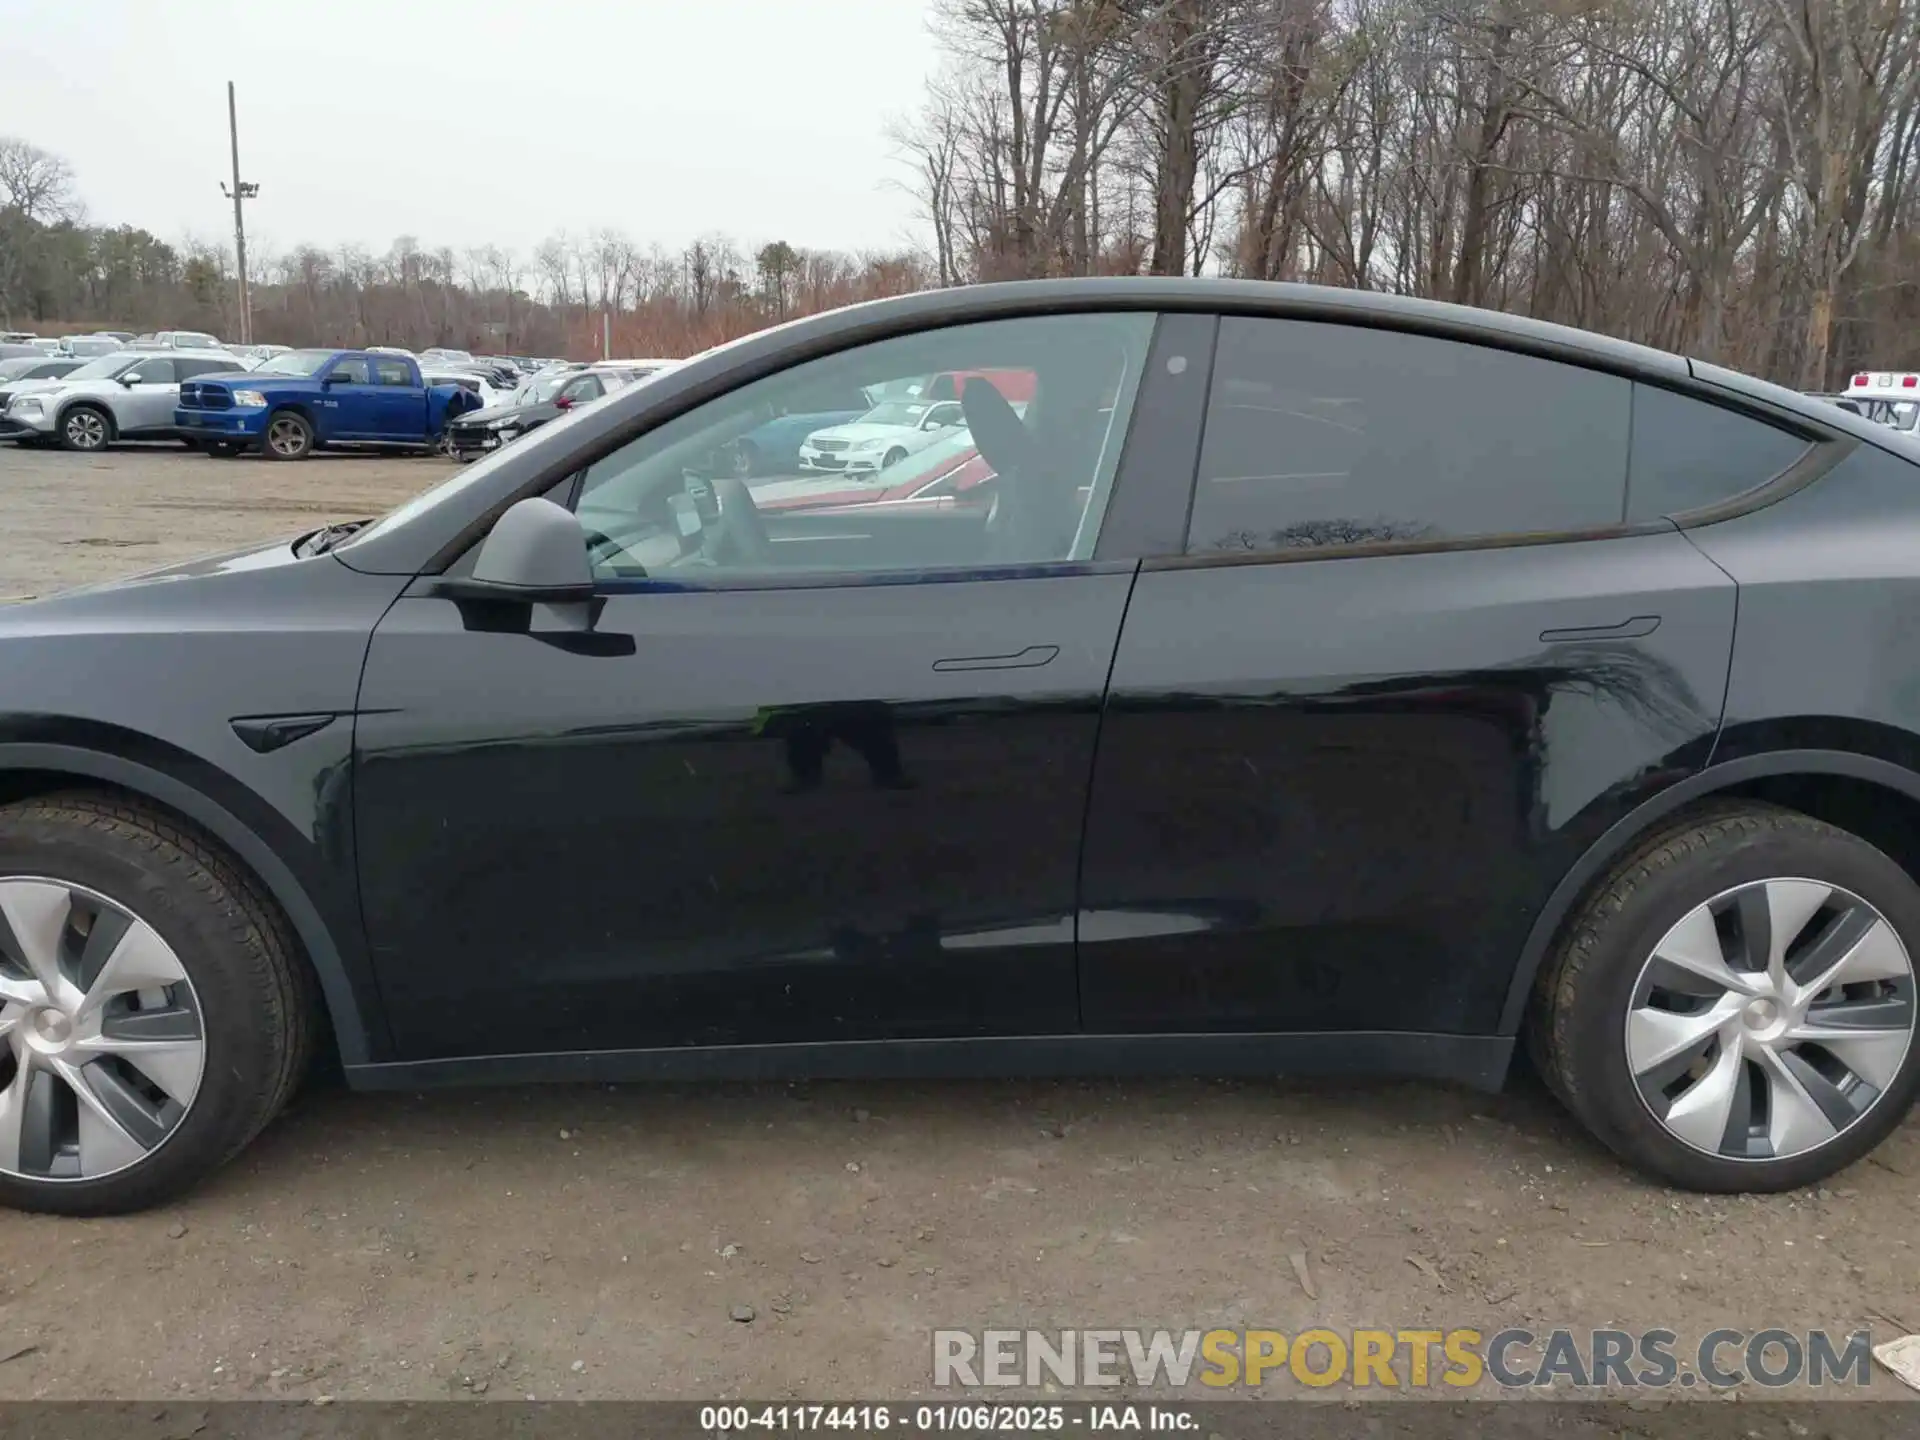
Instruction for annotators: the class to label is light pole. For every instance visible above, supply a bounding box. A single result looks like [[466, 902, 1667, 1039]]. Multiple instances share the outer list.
[[220, 82, 260, 346]]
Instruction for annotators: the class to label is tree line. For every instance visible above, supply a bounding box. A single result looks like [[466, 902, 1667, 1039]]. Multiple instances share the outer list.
[[900, 0, 1920, 389], [0, 141, 932, 358], [5, 0, 1919, 387]]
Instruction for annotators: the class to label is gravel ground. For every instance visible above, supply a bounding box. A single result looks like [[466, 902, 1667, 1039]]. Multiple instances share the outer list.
[[0, 443, 1915, 1403]]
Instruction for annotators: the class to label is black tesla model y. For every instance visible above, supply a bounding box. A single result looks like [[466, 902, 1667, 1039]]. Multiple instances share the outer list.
[[2, 278, 1918, 1213]]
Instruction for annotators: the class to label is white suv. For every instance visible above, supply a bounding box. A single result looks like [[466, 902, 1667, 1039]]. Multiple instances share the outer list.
[[0, 350, 243, 452]]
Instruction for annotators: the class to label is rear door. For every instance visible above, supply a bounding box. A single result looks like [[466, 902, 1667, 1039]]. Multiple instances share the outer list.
[[1078, 316, 1744, 1041], [371, 357, 426, 437], [317, 355, 379, 439]]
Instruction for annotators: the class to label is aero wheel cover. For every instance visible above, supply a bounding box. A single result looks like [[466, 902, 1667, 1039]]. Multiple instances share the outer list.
[[0, 879, 206, 1182], [1625, 877, 1917, 1162]]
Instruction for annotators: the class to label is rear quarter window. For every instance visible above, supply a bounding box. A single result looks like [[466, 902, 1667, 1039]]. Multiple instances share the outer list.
[[1185, 317, 1631, 555], [1624, 385, 1813, 522]]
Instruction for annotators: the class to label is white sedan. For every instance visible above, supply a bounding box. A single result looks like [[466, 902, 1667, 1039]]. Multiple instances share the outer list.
[[798, 399, 967, 476]]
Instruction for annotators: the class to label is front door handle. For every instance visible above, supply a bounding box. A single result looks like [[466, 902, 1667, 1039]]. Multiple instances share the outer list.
[[932, 644, 1059, 673], [1540, 615, 1661, 644]]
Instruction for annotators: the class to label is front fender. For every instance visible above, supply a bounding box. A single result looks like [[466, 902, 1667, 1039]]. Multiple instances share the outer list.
[[0, 731, 382, 1064], [427, 386, 479, 433], [56, 395, 118, 437]]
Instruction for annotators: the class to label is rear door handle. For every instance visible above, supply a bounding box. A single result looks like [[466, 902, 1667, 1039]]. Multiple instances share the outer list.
[[1540, 615, 1661, 644], [932, 644, 1059, 673]]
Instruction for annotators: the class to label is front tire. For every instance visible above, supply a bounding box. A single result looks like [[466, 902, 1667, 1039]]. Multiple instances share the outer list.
[[59, 405, 111, 453], [881, 446, 907, 470], [1531, 803, 1920, 1192], [262, 411, 314, 461], [0, 794, 317, 1215]]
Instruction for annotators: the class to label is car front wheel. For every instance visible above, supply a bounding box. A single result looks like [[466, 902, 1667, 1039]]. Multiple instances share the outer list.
[[59, 406, 111, 453], [263, 411, 314, 461], [0, 793, 317, 1215], [1531, 803, 1920, 1192]]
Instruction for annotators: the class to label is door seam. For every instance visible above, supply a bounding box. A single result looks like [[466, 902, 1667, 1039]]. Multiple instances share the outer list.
[[1070, 559, 1144, 1031]]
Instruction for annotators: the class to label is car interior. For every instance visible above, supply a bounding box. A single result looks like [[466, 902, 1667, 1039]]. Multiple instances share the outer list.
[[567, 315, 1151, 582]]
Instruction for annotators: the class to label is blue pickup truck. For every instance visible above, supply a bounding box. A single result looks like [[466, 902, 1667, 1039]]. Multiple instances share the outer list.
[[174, 348, 481, 460]]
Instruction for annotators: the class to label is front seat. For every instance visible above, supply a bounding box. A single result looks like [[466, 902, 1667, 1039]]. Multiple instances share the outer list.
[[705, 476, 774, 567]]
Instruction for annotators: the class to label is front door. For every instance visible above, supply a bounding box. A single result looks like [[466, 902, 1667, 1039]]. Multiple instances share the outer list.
[[116, 355, 179, 434], [352, 310, 1161, 1061], [317, 355, 379, 439]]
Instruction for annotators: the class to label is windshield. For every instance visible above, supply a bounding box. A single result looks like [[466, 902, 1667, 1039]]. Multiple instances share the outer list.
[[506, 374, 569, 406], [58, 354, 140, 382], [1857, 398, 1920, 431], [253, 349, 335, 377], [856, 403, 932, 428]]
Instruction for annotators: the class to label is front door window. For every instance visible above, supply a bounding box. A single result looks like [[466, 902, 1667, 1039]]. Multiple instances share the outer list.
[[568, 312, 1154, 584]]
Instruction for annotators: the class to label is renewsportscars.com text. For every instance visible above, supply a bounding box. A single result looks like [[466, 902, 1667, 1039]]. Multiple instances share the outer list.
[[932, 1327, 1875, 1390]]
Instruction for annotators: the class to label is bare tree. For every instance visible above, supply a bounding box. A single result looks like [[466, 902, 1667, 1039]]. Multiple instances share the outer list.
[[0, 137, 79, 222]]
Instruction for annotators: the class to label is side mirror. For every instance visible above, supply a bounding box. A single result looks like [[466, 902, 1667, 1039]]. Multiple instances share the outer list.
[[119, 374, 141, 387], [433, 497, 595, 604], [553, 394, 574, 411]]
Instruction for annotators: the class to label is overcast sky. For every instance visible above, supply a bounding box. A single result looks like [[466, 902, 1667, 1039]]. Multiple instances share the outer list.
[[1, 0, 938, 261]]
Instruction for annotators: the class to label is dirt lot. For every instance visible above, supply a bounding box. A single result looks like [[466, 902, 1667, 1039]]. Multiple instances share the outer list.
[[0, 444, 1915, 1404]]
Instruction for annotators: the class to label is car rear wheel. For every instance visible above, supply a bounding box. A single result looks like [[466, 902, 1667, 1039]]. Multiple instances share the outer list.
[[1530, 803, 1920, 1192], [0, 794, 318, 1215], [732, 440, 760, 478], [263, 412, 313, 461], [59, 406, 111, 453]]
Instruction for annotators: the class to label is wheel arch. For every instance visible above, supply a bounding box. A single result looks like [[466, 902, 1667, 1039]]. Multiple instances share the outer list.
[[0, 740, 379, 1066], [1499, 747, 1920, 1035]]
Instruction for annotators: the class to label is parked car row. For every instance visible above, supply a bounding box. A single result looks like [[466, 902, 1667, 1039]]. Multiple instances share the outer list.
[[0, 343, 656, 457], [443, 359, 678, 460]]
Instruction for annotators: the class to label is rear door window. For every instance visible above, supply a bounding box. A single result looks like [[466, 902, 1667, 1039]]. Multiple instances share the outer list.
[[1625, 385, 1812, 522], [1185, 317, 1631, 555], [374, 359, 415, 387]]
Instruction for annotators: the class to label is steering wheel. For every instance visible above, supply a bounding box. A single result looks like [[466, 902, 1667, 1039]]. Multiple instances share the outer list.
[[581, 513, 667, 571]]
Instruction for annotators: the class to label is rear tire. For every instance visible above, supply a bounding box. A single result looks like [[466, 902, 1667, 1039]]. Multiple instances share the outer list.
[[0, 793, 318, 1215], [262, 411, 313, 461], [1530, 803, 1920, 1192]]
